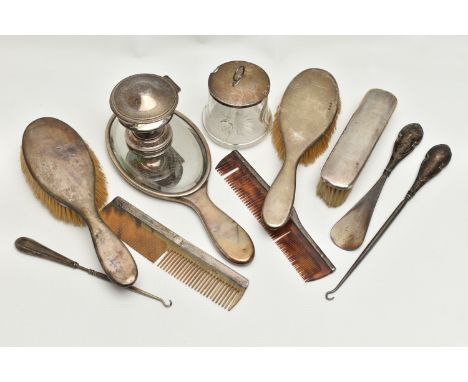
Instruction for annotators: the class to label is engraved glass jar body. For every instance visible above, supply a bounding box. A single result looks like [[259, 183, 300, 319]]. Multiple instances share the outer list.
[[202, 94, 272, 149]]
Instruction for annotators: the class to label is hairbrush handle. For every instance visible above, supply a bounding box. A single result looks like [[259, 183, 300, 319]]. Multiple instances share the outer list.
[[325, 144, 452, 301], [406, 144, 452, 197], [262, 156, 297, 229], [85, 213, 138, 287], [182, 184, 254, 264], [15, 237, 172, 307]]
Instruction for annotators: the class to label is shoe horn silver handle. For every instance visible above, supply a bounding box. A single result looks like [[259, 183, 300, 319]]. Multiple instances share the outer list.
[[330, 123, 424, 250]]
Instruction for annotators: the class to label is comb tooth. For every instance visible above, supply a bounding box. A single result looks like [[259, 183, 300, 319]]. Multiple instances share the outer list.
[[215, 283, 230, 304], [196, 271, 214, 293], [213, 282, 228, 304], [217, 284, 234, 306], [197, 273, 213, 295], [195, 270, 210, 289], [157, 253, 170, 268], [215, 162, 231, 175], [157, 252, 227, 308], [180, 261, 197, 284], [208, 282, 224, 302], [216, 163, 235, 176], [165, 252, 185, 274], [219, 167, 239, 179], [158, 251, 176, 270], [163, 253, 182, 274], [158, 251, 175, 268], [173, 255, 190, 276], [180, 261, 197, 283], [215, 286, 229, 306], [229, 290, 242, 309], [185, 267, 203, 288], [227, 291, 241, 311], [192, 270, 209, 292], [202, 275, 219, 297], [225, 297, 236, 311], [159, 250, 177, 269], [157, 250, 244, 310], [217, 288, 232, 307], [173, 258, 192, 280], [189, 267, 207, 288], [229, 289, 242, 308], [220, 288, 235, 308], [203, 275, 219, 297], [197, 276, 211, 296], [215, 154, 238, 175], [170, 260, 187, 280], [204, 277, 219, 297], [273, 231, 290, 243], [208, 282, 222, 302]]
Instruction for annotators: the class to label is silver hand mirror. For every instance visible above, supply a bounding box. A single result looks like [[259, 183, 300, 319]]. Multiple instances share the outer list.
[[106, 73, 254, 264]]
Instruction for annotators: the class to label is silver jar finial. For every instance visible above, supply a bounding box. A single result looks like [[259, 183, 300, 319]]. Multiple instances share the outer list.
[[202, 60, 272, 149]]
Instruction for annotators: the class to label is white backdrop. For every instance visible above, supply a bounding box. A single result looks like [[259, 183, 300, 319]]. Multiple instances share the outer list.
[[1, 36, 466, 345]]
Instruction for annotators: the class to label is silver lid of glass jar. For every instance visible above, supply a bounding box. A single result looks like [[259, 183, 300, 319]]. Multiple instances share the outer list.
[[208, 61, 270, 108]]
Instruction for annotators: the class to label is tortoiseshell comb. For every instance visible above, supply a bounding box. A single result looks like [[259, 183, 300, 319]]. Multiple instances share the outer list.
[[101, 197, 248, 310], [216, 151, 335, 281]]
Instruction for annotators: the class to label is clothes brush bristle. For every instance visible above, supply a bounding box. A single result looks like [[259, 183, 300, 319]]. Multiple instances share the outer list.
[[316, 178, 350, 208], [20, 145, 108, 226]]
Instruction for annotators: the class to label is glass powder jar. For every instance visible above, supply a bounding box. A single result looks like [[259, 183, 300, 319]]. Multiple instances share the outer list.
[[202, 60, 272, 149]]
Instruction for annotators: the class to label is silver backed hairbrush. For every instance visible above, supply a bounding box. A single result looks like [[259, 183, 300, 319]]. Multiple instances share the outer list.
[[21, 117, 138, 286]]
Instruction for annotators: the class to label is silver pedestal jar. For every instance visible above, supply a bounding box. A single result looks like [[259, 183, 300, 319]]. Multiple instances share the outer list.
[[106, 73, 255, 264]]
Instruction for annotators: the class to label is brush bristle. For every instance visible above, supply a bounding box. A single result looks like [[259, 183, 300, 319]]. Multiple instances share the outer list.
[[316, 178, 350, 208], [20, 145, 108, 226], [271, 100, 340, 166]]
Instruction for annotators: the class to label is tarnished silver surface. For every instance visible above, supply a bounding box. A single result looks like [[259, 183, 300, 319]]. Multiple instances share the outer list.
[[320, 89, 397, 191], [207, 60, 270, 108], [110, 73, 180, 130], [107, 112, 209, 198], [15, 237, 171, 307], [262, 68, 340, 229], [101, 197, 249, 310], [22, 117, 138, 286], [330, 123, 424, 250], [107, 111, 254, 264], [325, 144, 452, 301]]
